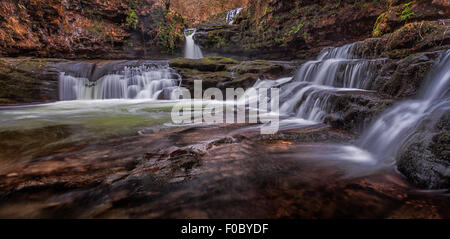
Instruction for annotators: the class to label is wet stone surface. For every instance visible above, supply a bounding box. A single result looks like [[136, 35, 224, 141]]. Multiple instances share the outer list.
[[0, 124, 449, 218]]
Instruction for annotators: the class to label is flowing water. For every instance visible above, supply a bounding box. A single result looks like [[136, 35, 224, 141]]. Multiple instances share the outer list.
[[261, 43, 385, 123], [184, 29, 204, 59], [359, 50, 450, 163], [4, 44, 448, 169], [1, 45, 449, 218], [59, 63, 182, 100], [0, 43, 393, 166], [0, 100, 177, 162], [225, 8, 243, 25]]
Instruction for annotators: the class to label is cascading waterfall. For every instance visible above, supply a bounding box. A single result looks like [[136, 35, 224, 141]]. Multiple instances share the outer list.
[[264, 43, 385, 122], [59, 64, 182, 100], [225, 8, 243, 25], [184, 28, 204, 59], [296, 43, 383, 89], [359, 50, 450, 162]]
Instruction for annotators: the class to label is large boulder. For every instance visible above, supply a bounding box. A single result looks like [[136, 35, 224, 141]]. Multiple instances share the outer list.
[[397, 111, 450, 189]]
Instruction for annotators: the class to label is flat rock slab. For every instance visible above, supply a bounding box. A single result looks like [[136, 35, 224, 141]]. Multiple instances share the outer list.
[[0, 124, 449, 218]]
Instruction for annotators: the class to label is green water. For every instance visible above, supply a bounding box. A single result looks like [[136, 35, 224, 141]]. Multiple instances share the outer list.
[[0, 99, 177, 162]]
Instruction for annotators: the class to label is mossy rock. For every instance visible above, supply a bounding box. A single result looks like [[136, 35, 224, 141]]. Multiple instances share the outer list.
[[360, 20, 449, 59], [0, 58, 59, 104], [177, 68, 234, 90], [376, 51, 439, 98], [169, 57, 240, 72], [219, 73, 259, 89], [372, 0, 449, 37], [230, 60, 284, 76]]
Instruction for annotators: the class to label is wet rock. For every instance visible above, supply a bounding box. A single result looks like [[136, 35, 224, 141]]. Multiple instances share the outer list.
[[0, 125, 76, 162], [323, 91, 394, 134], [398, 112, 450, 189], [229, 60, 284, 77], [219, 73, 259, 89], [170, 57, 239, 72], [371, 51, 442, 99], [2, 124, 449, 218], [57, 60, 175, 82], [0, 58, 60, 104], [169, 57, 290, 94]]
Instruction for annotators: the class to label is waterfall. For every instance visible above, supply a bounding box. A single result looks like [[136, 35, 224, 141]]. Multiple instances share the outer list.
[[59, 64, 182, 100], [225, 8, 243, 25], [295, 43, 383, 89], [265, 43, 384, 122], [184, 29, 204, 59], [359, 50, 450, 162]]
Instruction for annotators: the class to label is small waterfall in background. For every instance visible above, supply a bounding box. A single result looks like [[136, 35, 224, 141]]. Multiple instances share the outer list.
[[59, 63, 182, 100], [184, 28, 204, 59], [225, 8, 243, 25], [261, 42, 385, 122], [359, 50, 450, 162]]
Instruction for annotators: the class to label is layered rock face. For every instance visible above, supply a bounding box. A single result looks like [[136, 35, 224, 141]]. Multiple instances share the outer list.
[[169, 56, 294, 94], [0, 58, 60, 104], [1, 0, 447, 60], [170, 0, 249, 25], [196, 0, 450, 60], [0, 0, 185, 59]]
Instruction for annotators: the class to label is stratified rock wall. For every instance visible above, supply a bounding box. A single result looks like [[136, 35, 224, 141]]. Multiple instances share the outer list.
[[0, 0, 185, 59], [196, 0, 449, 60]]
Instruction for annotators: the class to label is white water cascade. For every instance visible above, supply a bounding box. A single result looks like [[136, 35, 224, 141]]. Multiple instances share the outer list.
[[59, 64, 182, 100], [225, 8, 243, 25], [359, 50, 450, 162], [262, 43, 385, 122], [184, 29, 204, 59]]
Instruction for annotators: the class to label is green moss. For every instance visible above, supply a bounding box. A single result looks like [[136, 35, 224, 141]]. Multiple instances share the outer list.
[[373, 12, 388, 37], [126, 8, 138, 29], [201, 56, 239, 65], [157, 10, 185, 53], [399, 1, 416, 21]]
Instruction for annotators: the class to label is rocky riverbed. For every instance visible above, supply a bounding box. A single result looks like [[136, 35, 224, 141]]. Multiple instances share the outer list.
[[0, 0, 449, 219], [0, 123, 449, 219]]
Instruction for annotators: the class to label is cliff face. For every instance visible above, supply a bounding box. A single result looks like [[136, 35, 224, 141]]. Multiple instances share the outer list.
[[0, 0, 448, 60], [170, 0, 249, 25], [196, 0, 449, 60], [0, 0, 185, 59]]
